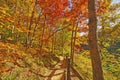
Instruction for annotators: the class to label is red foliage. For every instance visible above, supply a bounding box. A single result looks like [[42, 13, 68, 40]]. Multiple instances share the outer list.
[[38, 0, 69, 25], [77, 27, 88, 32], [67, 28, 74, 31], [41, 38, 49, 42], [74, 44, 83, 50]]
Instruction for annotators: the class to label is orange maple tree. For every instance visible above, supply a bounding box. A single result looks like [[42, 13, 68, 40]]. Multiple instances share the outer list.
[[38, 0, 69, 26]]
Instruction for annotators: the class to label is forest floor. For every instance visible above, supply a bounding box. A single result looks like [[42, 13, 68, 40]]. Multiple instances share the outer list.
[[0, 42, 81, 80], [40, 56, 80, 80]]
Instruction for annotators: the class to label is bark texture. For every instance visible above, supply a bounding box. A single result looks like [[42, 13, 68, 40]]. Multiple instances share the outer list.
[[88, 0, 104, 80]]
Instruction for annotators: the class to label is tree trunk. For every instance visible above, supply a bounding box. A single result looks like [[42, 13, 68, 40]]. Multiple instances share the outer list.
[[39, 14, 46, 54], [70, 25, 74, 66], [88, 0, 104, 80], [26, 0, 37, 47], [72, 24, 78, 66]]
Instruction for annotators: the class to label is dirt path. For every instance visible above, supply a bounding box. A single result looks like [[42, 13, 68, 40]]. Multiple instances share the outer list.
[[40, 56, 82, 80], [47, 56, 66, 80]]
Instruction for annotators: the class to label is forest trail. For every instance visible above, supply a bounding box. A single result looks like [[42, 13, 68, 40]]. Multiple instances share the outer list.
[[40, 56, 81, 80]]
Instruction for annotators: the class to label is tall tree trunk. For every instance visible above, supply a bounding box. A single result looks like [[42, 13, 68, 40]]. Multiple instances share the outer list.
[[61, 30, 64, 55], [70, 24, 74, 65], [39, 14, 46, 54], [88, 0, 104, 80], [26, 0, 37, 47], [72, 23, 78, 66]]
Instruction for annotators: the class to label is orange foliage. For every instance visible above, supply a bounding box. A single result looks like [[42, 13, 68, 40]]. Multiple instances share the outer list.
[[77, 27, 88, 32], [0, 68, 12, 74], [67, 28, 74, 31], [74, 44, 83, 50], [41, 38, 49, 42], [38, 0, 69, 25]]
